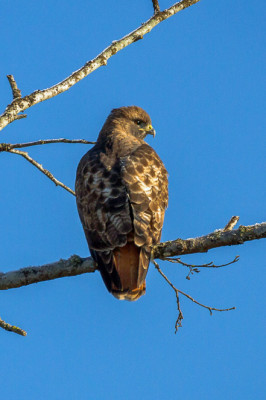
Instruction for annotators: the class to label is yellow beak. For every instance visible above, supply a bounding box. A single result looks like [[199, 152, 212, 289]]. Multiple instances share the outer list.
[[146, 124, 156, 137]]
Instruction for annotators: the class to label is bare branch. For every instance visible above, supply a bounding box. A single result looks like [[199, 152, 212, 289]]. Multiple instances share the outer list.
[[6, 75, 22, 99], [164, 255, 240, 269], [154, 261, 235, 333], [152, 0, 161, 14], [5, 75, 27, 124], [153, 261, 183, 331], [177, 288, 235, 314], [0, 0, 201, 131], [0, 256, 96, 290], [223, 215, 239, 231], [153, 222, 266, 259], [7, 148, 75, 196], [0, 138, 95, 152], [13, 114, 27, 122], [1, 222, 265, 291], [0, 220, 263, 336], [0, 316, 27, 336], [164, 255, 240, 280]]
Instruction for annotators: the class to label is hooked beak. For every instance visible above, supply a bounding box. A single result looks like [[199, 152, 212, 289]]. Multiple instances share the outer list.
[[146, 124, 156, 138]]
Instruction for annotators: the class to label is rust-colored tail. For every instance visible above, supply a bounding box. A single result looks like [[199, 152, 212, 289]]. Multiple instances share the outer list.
[[111, 242, 149, 301]]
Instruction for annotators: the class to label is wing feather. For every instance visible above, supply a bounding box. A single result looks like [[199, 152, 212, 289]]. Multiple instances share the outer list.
[[76, 140, 168, 299], [121, 143, 168, 251]]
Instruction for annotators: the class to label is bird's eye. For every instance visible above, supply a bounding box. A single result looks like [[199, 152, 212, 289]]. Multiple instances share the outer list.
[[135, 119, 142, 125]]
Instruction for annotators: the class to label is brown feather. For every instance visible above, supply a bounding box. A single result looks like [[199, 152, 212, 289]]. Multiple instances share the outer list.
[[113, 244, 139, 286], [75, 106, 168, 301]]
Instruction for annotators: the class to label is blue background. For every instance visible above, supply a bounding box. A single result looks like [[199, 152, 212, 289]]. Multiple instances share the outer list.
[[1, 1, 265, 399]]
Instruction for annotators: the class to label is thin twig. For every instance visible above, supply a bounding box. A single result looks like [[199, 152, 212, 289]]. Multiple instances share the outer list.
[[0, 316, 27, 336], [153, 261, 183, 332], [7, 149, 75, 196], [0, 0, 201, 131], [164, 255, 240, 279], [223, 216, 240, 231], [154, 261, 235, 333], [0, 138, 95, 152], [164, 255, 240, 269], [177, 288, 236, 314], [152, 0, 161, 13], [6, 75, 22, 99]]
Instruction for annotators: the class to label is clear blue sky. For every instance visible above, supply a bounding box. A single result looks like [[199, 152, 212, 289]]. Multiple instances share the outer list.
[[1, 1, 265, 399]]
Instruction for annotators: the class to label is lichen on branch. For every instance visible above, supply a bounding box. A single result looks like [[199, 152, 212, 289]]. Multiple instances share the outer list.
[[0, 0, 201, 131], [1, 221, 265, 291]]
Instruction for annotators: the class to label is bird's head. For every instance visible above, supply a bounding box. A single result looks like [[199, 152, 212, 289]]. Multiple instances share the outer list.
[[99, 106, 155, 141]]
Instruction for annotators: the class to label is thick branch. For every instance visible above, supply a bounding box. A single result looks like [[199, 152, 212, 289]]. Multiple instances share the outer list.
[[0, 0, 200, 131], [153, 222, 266, 259], [1, 222, 265, 291], [0, 256, 96, 290]]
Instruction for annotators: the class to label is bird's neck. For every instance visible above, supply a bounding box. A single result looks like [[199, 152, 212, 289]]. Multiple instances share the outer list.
[[98, 130, 143, 158]]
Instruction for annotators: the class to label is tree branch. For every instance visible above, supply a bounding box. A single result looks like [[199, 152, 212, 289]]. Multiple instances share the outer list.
[[1, 221, 265, 291], [0, 138, 95, 151], [153, 222, 266, 259], [0, 0, 201, 131], [152, 0, 161, 14], [163, 255, 240, 280], [6, 148, 76, 196], [0, 256, 96, 291], [6, 75, 22, 99], [0, 138, 95, 196], [154, 261, 235, 333], [0, 316, 27, 336], [223, 215, 239, 231]]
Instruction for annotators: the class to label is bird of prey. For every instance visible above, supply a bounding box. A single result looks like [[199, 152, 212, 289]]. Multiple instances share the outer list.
[[75, 106, 168, 301]]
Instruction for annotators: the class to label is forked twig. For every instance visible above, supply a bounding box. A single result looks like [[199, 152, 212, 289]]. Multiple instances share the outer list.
[[0, 138, 94, 195], [153, 261, 235, 333], [164, 255, 240, 279], [153, 261, 184, 331]]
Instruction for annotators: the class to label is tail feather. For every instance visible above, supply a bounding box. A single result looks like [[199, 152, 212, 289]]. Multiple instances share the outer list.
[[91, 241, 150, 301]]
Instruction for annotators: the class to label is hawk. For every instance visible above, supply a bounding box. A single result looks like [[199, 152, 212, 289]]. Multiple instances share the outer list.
[[75, 106, 168, 301]]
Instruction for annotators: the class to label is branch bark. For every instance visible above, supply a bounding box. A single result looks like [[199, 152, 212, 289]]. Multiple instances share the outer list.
[[152, 0, 161, 14], [0, 0, 201, 131], [0, 317, 27, 337], [1, 222, 265, 291], [6, 75, 22, 99], [153, 222, 266, 259]]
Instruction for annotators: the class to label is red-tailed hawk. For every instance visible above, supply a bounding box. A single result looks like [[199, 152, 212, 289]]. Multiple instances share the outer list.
[[75, 106, 168, 301]]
